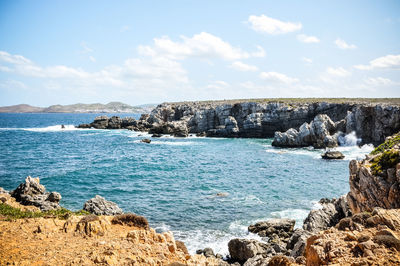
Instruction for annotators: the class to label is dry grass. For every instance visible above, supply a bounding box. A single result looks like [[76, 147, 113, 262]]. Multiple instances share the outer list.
[[165, 98, 400, 106], [111, 213, 149, 229]]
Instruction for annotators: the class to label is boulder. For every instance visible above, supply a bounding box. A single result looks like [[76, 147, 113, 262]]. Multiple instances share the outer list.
[[248, 219, 295, 239], [228, 239, 268, 264], [83, 195, 123, 215], [303, 196, 352, 232], [141, 138, 151, 144], [10, 176, 61, 211], [321, 151, 345, 160]]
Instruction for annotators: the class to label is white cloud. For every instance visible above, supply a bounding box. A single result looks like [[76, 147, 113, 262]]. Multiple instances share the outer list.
[[0, 50, 187, 91], [251, 45, 266, 58], [365, 77, 394, 86], [326, 67, 351, 77], [302, 57, 313, 64], [354, 54, 400, 70], [138, 32, 263, 61], [248, 14, 302, 34], [230, 61, 258, 72], [297, 34, 320, 43], [89, 56, 96, 62], [259, 71, 298, 83], [206, 80, 229, 90], [335, 38, 357, 50]]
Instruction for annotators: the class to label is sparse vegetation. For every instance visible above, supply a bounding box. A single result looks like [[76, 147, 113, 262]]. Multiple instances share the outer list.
[[371, 133, 400, 155], [371, 149, 400, 176], [0, 204, 90, 221], [78, 214, 99, 223], [166, 98, 400, 106], [112, 213, 149, 229]]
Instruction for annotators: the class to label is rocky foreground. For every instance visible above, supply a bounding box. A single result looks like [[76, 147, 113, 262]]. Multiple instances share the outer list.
[[1, 131, 400, 265], [78, 99, 400, 148]]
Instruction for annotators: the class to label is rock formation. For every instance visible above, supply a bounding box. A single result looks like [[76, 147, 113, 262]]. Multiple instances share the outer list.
[[347, 132, 400, 213], [83, 195, 123, 216], [305, 208, 400, 265], [272, 114, 340, 148], [10, 176, 61, 211], [78, 100, 400, 145], [321, 151, 345, 159]]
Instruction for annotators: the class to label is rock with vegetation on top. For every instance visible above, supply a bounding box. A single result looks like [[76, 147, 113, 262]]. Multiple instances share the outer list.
[[347, 132, 400, 213], [321, 150, 345, 159], [10, 176, 61, 211], [83, 195, 123, 215]]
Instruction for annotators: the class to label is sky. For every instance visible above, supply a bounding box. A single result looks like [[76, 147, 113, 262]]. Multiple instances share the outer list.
[[0, 0, 399, 106]]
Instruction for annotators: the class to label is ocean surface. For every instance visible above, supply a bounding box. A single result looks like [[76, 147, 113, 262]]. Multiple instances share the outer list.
[[0, 113, 373, 255]]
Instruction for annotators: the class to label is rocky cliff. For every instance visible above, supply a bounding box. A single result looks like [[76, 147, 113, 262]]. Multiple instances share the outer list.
[[80, 99, 400, 145], [347, 132, 400, 213]]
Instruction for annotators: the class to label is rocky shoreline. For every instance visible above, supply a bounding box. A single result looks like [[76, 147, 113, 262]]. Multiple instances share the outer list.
[[78, 100, 400, 147], [1, 131, 400, 265]]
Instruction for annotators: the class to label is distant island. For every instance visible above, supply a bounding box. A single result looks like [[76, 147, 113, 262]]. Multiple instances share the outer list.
[[0, 102, 156, 114]]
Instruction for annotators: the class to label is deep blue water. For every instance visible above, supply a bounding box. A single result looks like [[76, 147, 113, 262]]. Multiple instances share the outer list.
[[0, 113, 373, 254]]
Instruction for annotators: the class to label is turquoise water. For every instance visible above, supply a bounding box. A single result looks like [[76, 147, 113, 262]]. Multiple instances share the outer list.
[[0, 113, 373, 254]]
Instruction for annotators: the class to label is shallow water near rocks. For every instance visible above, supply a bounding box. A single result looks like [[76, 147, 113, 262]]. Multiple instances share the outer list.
[[0, 113, 373, 255]]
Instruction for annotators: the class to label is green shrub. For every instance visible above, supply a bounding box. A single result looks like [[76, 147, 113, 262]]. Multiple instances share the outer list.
[[0, 204, 90, 221], [371, 133, 400, 155], [371, 149, 400, 175]]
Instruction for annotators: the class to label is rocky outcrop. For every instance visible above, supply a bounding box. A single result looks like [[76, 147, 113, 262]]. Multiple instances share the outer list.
[[321, 151, 345, 159], [347, 132, 400, 213], [305, 208, 400, 265], [303, 196, 352, 233], [228, 239, 270, 264], [0, 213, 226, 265], [83, 195, 123, 216], [272, 114, 340, 148], [78, 101, 400, 144], [10, 176, 61, 211]]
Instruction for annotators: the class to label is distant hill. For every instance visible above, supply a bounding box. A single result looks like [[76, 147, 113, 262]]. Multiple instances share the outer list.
[[0, 102, 155, 114]]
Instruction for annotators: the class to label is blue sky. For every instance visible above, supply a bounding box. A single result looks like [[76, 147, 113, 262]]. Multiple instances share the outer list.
[[0, 0, 399, 106]]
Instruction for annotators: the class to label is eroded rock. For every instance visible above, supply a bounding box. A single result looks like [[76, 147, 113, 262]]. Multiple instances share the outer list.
[[83, 195, 123, 216]]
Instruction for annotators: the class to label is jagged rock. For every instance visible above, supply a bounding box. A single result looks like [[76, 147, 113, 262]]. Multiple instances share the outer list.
[[243, 254, 270, 266], [90, 116, 109, 129], [303, 196, 352, 232], [248, 219, 295, 239], [228, 239, 268, 264], [287, 229, 313, 258], [148, 121, 188, 137], [83, 195, 123, 215], [272, 114, 339, 148], [305, 208, 400, 265], [10, 176, 61, 211], [347, 135, 400, 213], [321, 151, 345, 159]]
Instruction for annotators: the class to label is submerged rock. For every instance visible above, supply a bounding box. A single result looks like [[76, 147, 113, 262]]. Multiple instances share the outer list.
[[83, 195, 123, 215], [321, 151, 345, 159], [141, 138, 151, 143], [10, 176, 61, 211]]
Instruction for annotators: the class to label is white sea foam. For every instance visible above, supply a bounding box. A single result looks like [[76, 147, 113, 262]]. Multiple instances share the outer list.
[[338, 131, 360, 146], [0, 125, 92, 132], [172, 221, 264, 256]]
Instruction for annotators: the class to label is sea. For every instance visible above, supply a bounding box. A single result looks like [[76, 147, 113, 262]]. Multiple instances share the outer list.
[[0, 113, 374, 255]]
